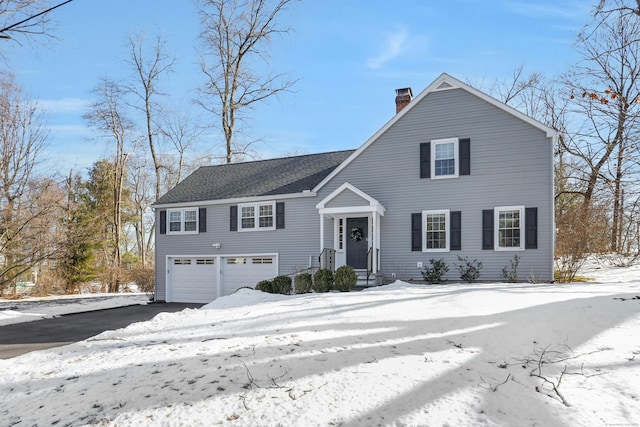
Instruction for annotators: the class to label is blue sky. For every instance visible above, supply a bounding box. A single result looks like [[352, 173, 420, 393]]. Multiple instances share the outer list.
[[9, 0, 594, 174]]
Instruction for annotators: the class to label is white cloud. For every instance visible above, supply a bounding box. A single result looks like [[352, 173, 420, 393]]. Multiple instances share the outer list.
[[37, 97, 90, 114], [366, 27, 410, 69]]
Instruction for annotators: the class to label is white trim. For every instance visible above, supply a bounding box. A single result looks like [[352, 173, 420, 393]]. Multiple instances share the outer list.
[[316, 182, 386, 216], [318, 205, 384, 216], [312, 73, 558, 193], [319, 214, 325, 253], [237, 201, 276, 232], [316, 182, 383, 210], [152, 191, 314, 210], [431, 138, 459, 179], [422, 209, 450, 252], [316, 183, 385, 273], [494, 205, 525, 251], [166, 208, 199, 235]]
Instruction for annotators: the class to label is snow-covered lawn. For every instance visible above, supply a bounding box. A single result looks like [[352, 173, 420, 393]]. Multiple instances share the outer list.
[[1, 266, 640, 426]]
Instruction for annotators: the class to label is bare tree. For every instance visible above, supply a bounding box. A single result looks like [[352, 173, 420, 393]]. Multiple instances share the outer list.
[[0, 71, 60, 294], [196, 0, 297, 163], [160, 108, 204, 187], [0, 0, 76, 58], [492, 64, 541, 106], [84, 78, 136, 292], [127, 149, 154, 267], [562, 5, 640, 252], [596, 0, 640, 17], [0, 0, 50, 38], [127, 33, 175, 200]]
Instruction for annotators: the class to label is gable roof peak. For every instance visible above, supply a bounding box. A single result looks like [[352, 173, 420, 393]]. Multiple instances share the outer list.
[[312, 72, 557, 193]]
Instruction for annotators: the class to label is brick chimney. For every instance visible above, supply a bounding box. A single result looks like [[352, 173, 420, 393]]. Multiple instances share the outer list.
[[395, 87, 413, 113]]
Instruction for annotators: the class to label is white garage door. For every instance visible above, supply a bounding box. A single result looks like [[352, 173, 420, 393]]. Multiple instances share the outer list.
[[222, 256, 277, 295], [169, 257, 217, 303]]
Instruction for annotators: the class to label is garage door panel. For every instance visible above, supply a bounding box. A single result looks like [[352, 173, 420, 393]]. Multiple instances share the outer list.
[[222, 256, 277, 295], [169, 257, 217, 303]]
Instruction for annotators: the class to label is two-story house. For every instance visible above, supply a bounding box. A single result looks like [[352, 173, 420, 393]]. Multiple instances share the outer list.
[[153, 73, 556, 303]]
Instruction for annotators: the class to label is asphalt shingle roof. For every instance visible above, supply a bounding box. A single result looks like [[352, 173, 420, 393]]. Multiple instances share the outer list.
[[154, 150, 355, 205]]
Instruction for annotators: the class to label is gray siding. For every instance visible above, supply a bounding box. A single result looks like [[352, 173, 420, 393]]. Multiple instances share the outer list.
[[316, 88, 554, 282], [155, 197, 323, 301], [155, 85, 554, 300], [325, 189, 369, 208]]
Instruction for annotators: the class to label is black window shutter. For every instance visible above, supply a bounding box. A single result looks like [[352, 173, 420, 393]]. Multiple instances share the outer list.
[[525, 207, 538, 249], [230, 205, 238, 231], [420, 142, 430, 178], [411, 213, 422, 251], [199, 208, 207, 233], [459, 138, 470, 176], [450, 211, 461, 250], [159, 210, 166, 235], [482, 209, 494, 250], [276, 202, 285, 229]]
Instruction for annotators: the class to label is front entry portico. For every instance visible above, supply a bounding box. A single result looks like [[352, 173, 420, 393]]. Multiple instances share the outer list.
[[316, 183, 386, 275]]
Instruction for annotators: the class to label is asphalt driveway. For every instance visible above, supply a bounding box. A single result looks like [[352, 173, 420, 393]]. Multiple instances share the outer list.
[[0, 302, 203, 359]]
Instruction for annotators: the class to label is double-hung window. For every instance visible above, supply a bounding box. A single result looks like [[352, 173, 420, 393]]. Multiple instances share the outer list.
[[495, 206, 524, 250], [431, 138, 459, 179], [167, 208, 198, 234], [422, 209, 449, 252], [239, 201, 276, 231]]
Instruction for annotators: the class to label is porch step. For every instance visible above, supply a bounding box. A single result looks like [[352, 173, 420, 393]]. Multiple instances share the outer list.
[[354, 271, 380, 288]]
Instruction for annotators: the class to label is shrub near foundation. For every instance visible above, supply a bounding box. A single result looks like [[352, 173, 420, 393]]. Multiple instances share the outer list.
[[272, 275, 293, 295], [294, 273, 313, 294], [313, 268, 333, 293], [334, 265, 357, 292], [256, 279, 273, 293], [422, 258, 449, 284]]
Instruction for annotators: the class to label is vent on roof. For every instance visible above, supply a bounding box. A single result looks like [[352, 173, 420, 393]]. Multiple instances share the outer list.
[[436, 81, 454, 90], [395, 87, 413, 114]]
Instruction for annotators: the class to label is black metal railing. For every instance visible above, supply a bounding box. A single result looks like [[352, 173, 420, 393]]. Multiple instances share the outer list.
[[319, 248, 335, 271]]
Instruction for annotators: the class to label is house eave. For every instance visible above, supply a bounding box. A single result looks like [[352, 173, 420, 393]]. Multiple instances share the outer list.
[[152, 190, 316, 210], [318, 205, 386, 217]]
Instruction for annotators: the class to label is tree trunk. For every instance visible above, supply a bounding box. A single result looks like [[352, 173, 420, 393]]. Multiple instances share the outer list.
[[611, 144, 624, 252]]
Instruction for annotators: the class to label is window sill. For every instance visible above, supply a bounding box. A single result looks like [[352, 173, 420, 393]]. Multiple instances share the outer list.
[[238, 227, 276, 232]]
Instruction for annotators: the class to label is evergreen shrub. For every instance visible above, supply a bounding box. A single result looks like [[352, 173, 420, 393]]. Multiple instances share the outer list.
[[313, 268, 334, 293], [272, 275, 293, 295], [294, 272, 313, 294], [334, 265, 357, 292], [256, 279, 273, 293]]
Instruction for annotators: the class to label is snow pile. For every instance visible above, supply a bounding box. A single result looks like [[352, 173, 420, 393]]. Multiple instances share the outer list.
[[1, 278, 640, 425]]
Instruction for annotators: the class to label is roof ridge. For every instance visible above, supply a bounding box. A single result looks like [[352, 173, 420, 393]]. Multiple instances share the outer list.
[[199, 149, 356, 169]]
